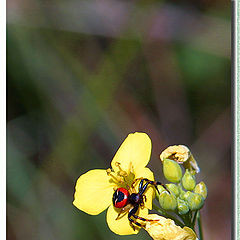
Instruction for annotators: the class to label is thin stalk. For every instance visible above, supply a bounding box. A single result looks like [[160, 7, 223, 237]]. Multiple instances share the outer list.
[[152, 203, 185, 228], [197, 211, 203, 240], [181, 213, 191, 228], [189, 210, 192, 221], [191, 210, 198, 229]]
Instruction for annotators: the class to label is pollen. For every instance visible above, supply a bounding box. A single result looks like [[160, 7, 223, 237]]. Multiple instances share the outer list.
[[114, 162, 127, 176], [106, 168, 125, 185]]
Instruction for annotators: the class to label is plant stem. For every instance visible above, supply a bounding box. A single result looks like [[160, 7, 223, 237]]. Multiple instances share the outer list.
[[152, 203, 185, 228], [191, 210, 198, 229], [197, 211, 203, 240], [181, 213, 191, 228]]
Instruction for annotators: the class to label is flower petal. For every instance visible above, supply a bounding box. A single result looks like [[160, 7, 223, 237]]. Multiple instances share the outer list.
[[73, 169, 115, 215], [111, 132, 152, 173], [106, 203, 149, 235], [144, 214, 197, 240], [134, 167, 155, 210]]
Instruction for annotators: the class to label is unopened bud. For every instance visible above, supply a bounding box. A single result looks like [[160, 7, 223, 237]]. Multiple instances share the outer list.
[[178, 185, 186, 199], [159, 191, 177, 211], [177, 198, 189, 215], [194, 181, 207, 199], [157, 185, 167, 194], [182, 169, 196, 191], [160, 145, 200, 174], [163, 159, 182, 183], [166, 184, 180, 197], [187, 193, 204, 211], [182, 191, 193, 201]]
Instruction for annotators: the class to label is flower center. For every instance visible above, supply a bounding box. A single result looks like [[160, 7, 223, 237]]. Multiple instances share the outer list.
[[106, 162, 135, 188]]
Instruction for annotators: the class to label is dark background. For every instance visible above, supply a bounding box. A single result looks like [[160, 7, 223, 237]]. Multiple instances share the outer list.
[[7, 0, 231, 239]]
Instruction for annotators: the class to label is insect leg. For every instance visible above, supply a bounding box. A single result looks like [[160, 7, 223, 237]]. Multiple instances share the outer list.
[[128, 205, 158, 229], [116, 204, 131, 220], [128, 205, 144, 229], [139, 181, 170, 195], [138, 178, 149, 192]]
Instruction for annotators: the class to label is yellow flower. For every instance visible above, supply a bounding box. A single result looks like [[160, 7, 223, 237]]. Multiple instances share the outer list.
[[144, 214, 198, 240], [73, 132, 155, 235], [160, 145, 200, 174]]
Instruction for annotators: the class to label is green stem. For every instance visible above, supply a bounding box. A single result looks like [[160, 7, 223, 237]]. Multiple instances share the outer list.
[[181, 213, 191, 228], [197, 211, 203, 240], [191, 210, 198, 228], [152, 203, 185, 228], [189, 210, 192, 221]]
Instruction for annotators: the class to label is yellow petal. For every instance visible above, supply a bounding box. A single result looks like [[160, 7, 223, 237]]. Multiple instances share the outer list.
[[111, 132, 152, 173], [134, 167, 155, 210], [160, 145, 190, 163], [160, 145, 200, 174], [106, 203, 148, 235], [73, 169, 115, 215], [183, 227, 198, 240], [144, 214, 197, 240]]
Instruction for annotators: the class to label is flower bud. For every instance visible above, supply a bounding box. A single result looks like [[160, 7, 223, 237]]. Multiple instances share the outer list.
[[178, 185, 186, 199], [163, 159, 183, 183], [194, 181, 207, 199], [186, 193, 204, 211], [182, 169, 196, 191], [155, 185, 166, 200], [181, 191, 193, 201], [177, 198, 189, 215], [157, 185, 166, 194], [160, 145, 200, 174], [166, 184, 180, 197], [159, 191, 177, 211]]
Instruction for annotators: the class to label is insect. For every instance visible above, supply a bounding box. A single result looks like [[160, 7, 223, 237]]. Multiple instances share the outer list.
[[112, 178, 169, 229]]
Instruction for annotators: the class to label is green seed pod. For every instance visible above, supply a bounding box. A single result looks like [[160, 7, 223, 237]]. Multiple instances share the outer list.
[[194, 181, 207, 199], [187, 193, 204, 211], [182, 169, 196, 191], [159, 191, 177, 211], [177, 198, 189, 215], [163, 159, 183, 183], [166, 183, 180, 197]]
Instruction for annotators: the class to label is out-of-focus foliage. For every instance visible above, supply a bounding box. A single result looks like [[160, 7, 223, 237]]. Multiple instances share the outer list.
[[7, 0, 231, 239]]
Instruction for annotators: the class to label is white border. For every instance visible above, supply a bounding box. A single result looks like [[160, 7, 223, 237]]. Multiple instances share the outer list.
[[233, 0, 239, 239]]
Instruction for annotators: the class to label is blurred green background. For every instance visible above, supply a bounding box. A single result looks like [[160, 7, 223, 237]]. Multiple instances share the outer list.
[[7, 0, 231, 239]]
